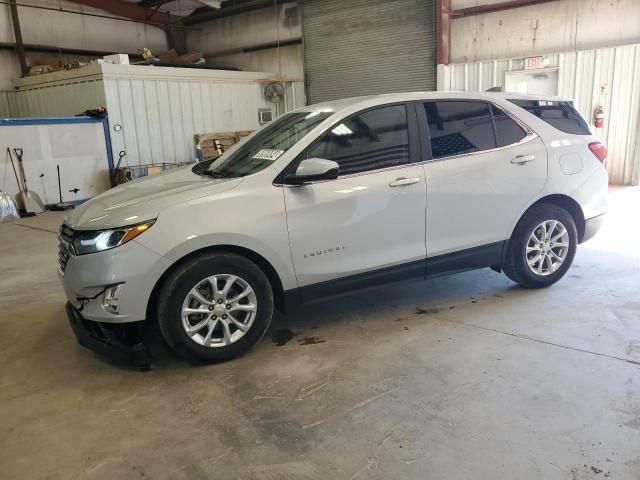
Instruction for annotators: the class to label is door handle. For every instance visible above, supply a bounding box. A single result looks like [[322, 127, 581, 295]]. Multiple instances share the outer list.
[[511, 154, 535, 164], [389, 177, 421, 187]]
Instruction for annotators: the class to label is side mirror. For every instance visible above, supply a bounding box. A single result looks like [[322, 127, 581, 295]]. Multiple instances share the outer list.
[[283, 158, 339, 185]]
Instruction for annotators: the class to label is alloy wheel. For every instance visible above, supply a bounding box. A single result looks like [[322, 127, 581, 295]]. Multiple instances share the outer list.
[[181, 274, 257, 348], [525, 220, 570, 276]]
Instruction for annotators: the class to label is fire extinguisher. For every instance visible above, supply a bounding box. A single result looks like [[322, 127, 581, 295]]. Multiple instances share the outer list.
[[594, 106, 605, 129]]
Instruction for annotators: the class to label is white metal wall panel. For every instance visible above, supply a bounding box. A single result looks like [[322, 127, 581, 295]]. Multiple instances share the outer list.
[[0, 122, 110, 204], [167, 81, 187, 163], [6, 65, 304, 168], [302, 0, 436, 103], [607, 46, 640, 185], [103, 78, 271, 166], [439, 44, 640, 185]]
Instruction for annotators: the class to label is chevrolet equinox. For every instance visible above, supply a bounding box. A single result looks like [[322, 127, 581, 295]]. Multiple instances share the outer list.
[[58, 92, 608, 363]]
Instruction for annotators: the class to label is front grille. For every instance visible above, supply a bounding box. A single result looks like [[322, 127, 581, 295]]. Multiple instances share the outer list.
[[58, 224, 76, 273], [60, 224, 75, 244]]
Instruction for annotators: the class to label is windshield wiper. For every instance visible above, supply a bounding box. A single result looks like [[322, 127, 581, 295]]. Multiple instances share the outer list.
[[201, 169, 228, 179]]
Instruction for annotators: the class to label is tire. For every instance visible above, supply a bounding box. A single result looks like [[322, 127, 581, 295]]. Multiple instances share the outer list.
[[157, 252, 274, 363], [503, 203, 578, 288]]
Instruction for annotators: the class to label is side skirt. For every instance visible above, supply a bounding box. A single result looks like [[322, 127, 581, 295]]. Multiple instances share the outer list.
[[298, 259, 426, 305], [426, 241, 506, 278], [281, 241, 507, 311]]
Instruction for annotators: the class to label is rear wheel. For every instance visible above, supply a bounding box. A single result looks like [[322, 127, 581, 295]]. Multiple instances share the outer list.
[[503, 204, 577, 288], [157, 252, 274, 362]]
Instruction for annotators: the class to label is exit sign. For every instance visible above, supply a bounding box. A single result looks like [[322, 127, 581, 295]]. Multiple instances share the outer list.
[[525, 56, 544, 70]]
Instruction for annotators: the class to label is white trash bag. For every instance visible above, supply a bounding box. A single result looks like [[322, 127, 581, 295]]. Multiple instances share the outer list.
[[0, 191, 20, 223]]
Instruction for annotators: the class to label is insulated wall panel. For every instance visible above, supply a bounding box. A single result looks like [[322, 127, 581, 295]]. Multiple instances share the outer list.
[[438, 44, 640, 185]]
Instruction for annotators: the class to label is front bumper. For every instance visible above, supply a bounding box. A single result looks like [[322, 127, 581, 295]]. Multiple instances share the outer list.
[[582, 213, 606, 243], [66, 302, 152, 367], [58, 238, 172, 323]]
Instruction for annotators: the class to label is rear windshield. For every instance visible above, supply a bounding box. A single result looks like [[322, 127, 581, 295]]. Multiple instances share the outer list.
[[508, 99, 591, 135]]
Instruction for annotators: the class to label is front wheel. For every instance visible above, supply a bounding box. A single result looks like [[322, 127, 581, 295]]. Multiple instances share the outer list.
[[157, 252, 274, 363], [503, 204, 578, 288]]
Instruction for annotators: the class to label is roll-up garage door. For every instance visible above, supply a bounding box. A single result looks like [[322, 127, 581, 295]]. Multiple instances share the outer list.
[[301, 0, 436, 104]]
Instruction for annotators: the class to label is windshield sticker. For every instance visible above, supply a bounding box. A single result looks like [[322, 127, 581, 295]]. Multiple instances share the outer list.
[[252, 149, 285, 161]]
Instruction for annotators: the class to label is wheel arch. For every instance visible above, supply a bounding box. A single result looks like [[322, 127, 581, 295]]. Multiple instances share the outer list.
[[146, 245, 288, 323], [517, 194, 586, 242]]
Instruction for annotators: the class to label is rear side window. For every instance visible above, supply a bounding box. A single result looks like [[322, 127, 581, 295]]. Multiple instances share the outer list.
[[509, 99, 591, 135], [424, 101, 495, 158], [491, 105, 527, 147], [305, 104, 409, 176]]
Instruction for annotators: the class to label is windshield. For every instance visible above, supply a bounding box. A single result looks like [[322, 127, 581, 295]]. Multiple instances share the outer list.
[[199, 111, 332, 178]]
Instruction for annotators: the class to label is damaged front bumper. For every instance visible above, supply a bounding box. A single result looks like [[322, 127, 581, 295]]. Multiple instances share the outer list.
[[66, 302, 152, 368], [58, 235, 172, 323]]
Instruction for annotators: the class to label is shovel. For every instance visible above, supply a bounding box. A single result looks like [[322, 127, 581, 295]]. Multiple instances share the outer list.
[[6, 147, 33, 217], [11, 148, 45, 214]]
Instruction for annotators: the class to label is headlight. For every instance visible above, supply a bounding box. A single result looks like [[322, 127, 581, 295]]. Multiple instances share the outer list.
[[71, 221, 155, 255]]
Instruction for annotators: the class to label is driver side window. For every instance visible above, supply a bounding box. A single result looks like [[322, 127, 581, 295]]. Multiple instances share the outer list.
[[305, 104, 410, 176]]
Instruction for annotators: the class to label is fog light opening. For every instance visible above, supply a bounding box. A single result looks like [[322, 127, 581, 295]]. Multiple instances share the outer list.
[[102, 284, 124, 314]]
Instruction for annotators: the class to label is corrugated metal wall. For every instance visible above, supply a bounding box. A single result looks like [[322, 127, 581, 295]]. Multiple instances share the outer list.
[[438, 44, 640, 185], [0, 91, 13, 117], [5, 81, 106, 118], [302, 0, 436, 104], [104, 79, 272, 166]]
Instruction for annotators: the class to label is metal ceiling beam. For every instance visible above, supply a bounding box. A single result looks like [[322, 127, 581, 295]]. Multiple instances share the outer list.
[[183, 0, 275, 25], [453, 0, 559, 17], [66, 0, 182, 26], [0, 41, 140, 57], [0, 1, 197, 29], [8, 0, 28, 76], [138, 0, 174, 7]]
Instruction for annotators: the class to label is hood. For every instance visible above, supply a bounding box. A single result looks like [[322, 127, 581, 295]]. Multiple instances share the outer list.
[[65, 166, 243, 230]]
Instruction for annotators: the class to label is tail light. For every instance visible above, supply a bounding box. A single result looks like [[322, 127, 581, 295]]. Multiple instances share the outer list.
[[589, 142, 607, 163]]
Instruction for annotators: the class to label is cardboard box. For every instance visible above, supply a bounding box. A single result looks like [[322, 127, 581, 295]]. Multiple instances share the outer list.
[[103, 54, 130, 65], [195, 130, 254, 161]]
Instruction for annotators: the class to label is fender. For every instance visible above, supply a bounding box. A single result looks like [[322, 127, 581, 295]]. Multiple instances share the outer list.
[[157, 231, 297, 292]]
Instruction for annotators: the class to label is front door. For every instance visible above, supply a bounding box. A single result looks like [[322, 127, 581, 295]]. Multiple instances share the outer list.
[[420, 100, 547, 267], [282, 103, 427, 296]]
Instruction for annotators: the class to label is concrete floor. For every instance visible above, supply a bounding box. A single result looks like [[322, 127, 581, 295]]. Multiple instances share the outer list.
[[1, 187, 639, 480]]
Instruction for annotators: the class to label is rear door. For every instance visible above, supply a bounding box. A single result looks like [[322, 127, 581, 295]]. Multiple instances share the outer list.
[[419, 100, 547, 270], [282, 103, 427, 295]]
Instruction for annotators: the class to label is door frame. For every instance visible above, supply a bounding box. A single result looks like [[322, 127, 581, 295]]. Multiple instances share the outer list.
[[415, 98, 541, 276], [413, 99, 537, 164], [274, 101, 424, 184], [276, 100, 429, 303]]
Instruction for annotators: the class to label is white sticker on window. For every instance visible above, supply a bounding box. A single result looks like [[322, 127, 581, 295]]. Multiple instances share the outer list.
[[252, 149, 285, 161]]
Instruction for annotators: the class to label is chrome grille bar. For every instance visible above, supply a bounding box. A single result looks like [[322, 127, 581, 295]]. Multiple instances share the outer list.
[[57, 224, 76, 274]]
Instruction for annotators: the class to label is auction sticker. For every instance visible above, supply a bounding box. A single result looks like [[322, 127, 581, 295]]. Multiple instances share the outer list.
[[253, 149, 285, 161]]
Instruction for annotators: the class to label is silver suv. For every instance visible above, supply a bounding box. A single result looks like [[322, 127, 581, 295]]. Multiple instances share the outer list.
[[59, 92, 608, 364]]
